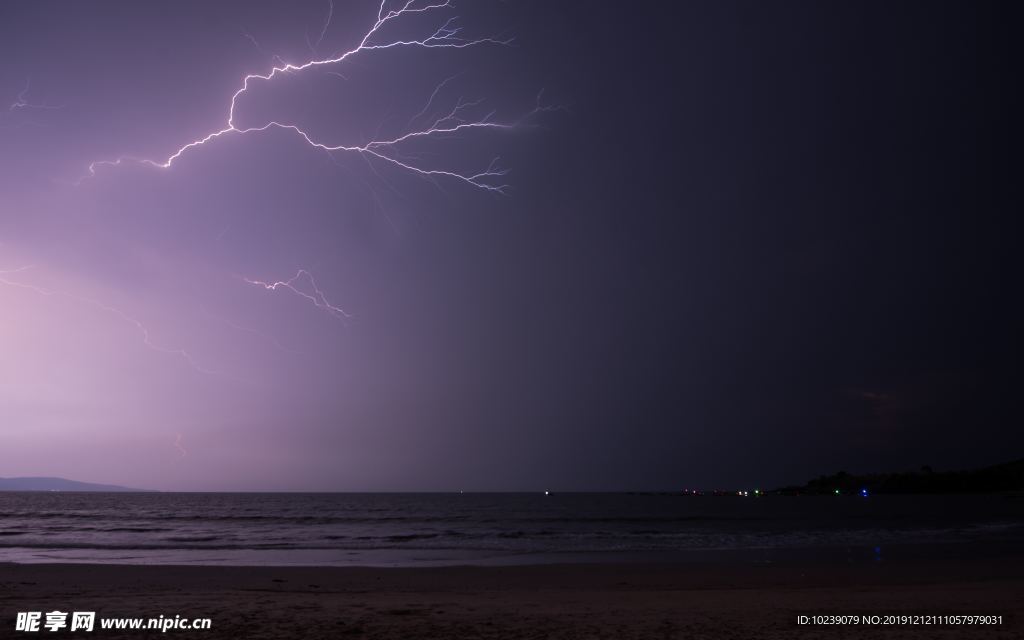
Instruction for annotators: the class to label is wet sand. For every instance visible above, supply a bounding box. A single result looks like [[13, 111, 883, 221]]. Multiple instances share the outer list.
[[2, 552, 1021, 639]]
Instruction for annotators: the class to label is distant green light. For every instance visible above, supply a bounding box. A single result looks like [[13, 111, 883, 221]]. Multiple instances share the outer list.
[[834, 489, 840, 495]]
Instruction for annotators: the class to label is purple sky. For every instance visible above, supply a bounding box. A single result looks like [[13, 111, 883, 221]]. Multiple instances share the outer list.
[[1, 0, 556, 491], [1, 1, 1019, 491]]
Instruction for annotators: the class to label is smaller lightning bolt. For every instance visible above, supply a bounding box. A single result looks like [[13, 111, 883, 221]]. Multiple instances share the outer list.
[[174, 433, 188, 457], [307, 0, 335, 55], [242, 269, 350, 321], [240, 28, 289, 68], [8, 77, 63, 112], [0, 265, 221, 376], [241, 28, 262, 52], [407, 71, 463, 128]]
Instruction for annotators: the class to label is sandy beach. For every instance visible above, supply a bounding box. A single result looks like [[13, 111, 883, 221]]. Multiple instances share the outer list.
[[2, 551, 1021, 639]]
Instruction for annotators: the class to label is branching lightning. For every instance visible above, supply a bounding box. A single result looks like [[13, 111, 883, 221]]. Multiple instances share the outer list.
[[51, 1, 556, 364], [80, 0, 538, 194], [242, 269, 351, 321]]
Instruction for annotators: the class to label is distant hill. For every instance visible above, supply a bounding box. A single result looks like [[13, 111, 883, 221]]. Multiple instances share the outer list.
[[776, 459, 1024, 495], [0, 477, 152, 492]]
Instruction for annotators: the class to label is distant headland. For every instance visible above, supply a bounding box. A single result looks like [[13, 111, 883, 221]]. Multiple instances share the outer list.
[[0, 477, 153, 492], [776, 458, 1024, 495]]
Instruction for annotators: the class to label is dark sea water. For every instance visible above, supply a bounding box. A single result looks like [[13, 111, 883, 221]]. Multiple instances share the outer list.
[[1, 492, 1022, 566]]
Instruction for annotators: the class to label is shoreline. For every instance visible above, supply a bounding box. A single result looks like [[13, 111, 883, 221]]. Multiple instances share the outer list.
[[3, 548, 1022, 638], [2, 538, 1022, 567]]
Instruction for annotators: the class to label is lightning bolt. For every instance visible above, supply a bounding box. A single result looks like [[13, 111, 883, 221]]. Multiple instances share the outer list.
[[0, 265, 221, 376], [174, 433, 188, 457], [63, 1, 559, 343], [241, 269, 351, 321], [407, 71, 462, 128], [79, 0, 537, 193], [8, 77, 63, 112], [307, 0, 336, 55]]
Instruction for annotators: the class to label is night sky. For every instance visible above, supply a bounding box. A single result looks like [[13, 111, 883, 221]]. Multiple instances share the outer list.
[[0, 1, 1019, 491]]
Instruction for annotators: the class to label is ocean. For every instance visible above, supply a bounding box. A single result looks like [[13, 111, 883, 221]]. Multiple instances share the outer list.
[[1, 492, 1021, 566]]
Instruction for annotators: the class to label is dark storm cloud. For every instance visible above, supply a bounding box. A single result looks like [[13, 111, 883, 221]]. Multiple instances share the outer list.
[[0, 1, 1018, 490]]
